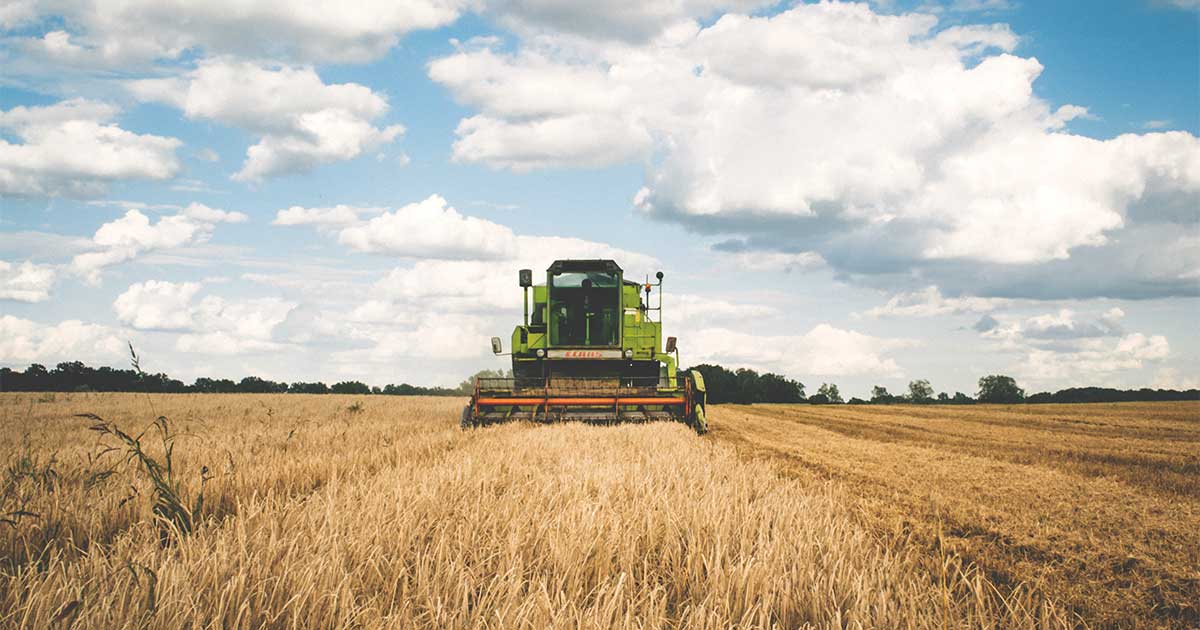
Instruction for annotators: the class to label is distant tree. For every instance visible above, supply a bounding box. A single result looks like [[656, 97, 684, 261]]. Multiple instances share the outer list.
[[289, 381, 330, 394], [977, 375, 1025, 404], [937, 392, 950, 403], [734, 368, 766, 404], [847, 397, 868, 405], [817, 383, 842, 404], [691, 364, 739, 404], [908, 379, 934, 404], [331, 381, 371, 395], [951, 392, 975, 404], [808, 393, 830, 404], [194, 377, 238, 393], [237, 376, 287, 393], [1026, 391, 1053, 403], [381, 383, 460, 396], [758, 372, 805, 402], [870, 385, 894, 404], [457, 369, 512, 395], [24, 364, 50, 391]]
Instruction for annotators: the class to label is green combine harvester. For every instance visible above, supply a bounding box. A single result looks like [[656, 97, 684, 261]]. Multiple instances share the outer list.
[[462, 259, 707, 433]]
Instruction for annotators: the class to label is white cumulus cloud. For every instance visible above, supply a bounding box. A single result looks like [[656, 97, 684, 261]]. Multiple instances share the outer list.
[[128, 60, 404, 181], [70, 206, 246, 284], [429, 1, 1200, 298], [0, 315, 126, 365], [6, 0, 465, 64], [113, 280, 202, 330], [863, 286, 1010, 318], [113, 280, 297, 355], [688, 323, 912, 377], [337, 195, 518, 259], [981, 307, 1169, 383], [273, 204, 382, 227], [0, 98, 181, 197], [0, 260, 57, 303]]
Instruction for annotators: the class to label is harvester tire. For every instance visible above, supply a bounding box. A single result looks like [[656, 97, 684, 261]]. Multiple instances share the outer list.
[[460, 405, 474, 430], [693, 405, 707, 435]]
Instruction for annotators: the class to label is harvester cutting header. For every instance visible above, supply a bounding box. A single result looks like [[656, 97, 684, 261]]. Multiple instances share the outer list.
[[462, 259, 707, 433]]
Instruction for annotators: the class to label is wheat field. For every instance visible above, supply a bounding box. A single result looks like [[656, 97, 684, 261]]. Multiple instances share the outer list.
[[0, 394, 1194, 628]]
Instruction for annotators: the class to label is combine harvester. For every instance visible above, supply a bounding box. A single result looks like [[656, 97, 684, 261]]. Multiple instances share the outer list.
[[463, 259, 707, 433]]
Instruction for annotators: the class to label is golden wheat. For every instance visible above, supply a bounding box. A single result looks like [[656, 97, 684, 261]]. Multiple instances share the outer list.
[[713, 402, 1200, 628], [0, 393, 1098, 628]]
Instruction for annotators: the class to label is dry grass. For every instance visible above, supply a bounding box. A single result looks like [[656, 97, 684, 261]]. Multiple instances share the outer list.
[[0, 392, 1087, 629], [711, 402, 1200, 628]]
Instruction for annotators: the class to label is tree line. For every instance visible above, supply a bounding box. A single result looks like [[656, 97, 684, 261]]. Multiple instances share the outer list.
[[1, 361, 1196, 404], [688, 365, 1197, 405], [0, 362, 465, 396]]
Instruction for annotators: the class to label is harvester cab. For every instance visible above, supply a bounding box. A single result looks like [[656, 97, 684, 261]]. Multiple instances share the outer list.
[[462, 259, 707, 433]]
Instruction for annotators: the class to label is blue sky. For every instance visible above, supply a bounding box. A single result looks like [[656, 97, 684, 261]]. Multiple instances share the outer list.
[[1, 0, 1197, 398]]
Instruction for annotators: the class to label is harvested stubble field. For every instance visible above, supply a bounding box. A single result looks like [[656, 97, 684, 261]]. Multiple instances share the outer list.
[[0, 394, 1195, 628]]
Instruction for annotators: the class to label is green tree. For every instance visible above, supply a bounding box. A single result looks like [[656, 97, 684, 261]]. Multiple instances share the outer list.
[[457, 369, 512, 394], [759, 372, 805, 402], [908, 379, 934, 403], [331, 381, 371, 395], [870, 385, 893, 404], [691, 364, 738, 404], [977, 375, 1025, 404], [817, 383, 842, 404]]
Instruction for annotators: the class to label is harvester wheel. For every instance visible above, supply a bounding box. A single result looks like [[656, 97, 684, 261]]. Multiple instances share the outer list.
[[460, 405, 474, 430], [692, 405, 707, 435]]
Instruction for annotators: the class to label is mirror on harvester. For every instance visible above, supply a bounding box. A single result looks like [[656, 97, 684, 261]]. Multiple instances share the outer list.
[[665, 336, 677, 353], [491, 337, 503, 354]]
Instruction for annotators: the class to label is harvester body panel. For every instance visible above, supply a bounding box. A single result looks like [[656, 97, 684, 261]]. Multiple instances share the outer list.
[[464, 259, 706, 433]]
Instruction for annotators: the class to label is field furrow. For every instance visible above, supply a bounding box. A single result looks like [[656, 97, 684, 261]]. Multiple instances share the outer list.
[[709, 403, 1200, 628]]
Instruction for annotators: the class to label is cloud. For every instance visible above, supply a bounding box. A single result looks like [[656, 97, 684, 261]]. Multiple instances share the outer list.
[[0, 260, 57, 302], [1142, 120, 1171, 130], [6, 0, 465, 64], [128, 60, 404, 181], [273, 204, 381, 227], [486, 0, 772, 43], [666, 294, 778, 328], [330, 314, 496, 362], [113, 280, 297, 355], [972, 314, 999, 332], [1152, 367, 1200, 390], [362, 233, 660, 316], [1013, 335, 1170, 382], [982, 308, 1130, 347], [429, 2, 1200, 299], [69, 206, 245, 284], [0, 98, 181, 197], [0, 315, 126, 365], [980, 307, 1169, 382], [113, 280, 202, 330], [288, 206, 664, 363], [337, 195, 519, 259], [712, 249, 826, 273], [182, 202, 248, 224], [687, 324, 912, 378], [283, 192, 660, 273], [1020, 307, 1124, 340], [863, 286, 1010, 318]]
